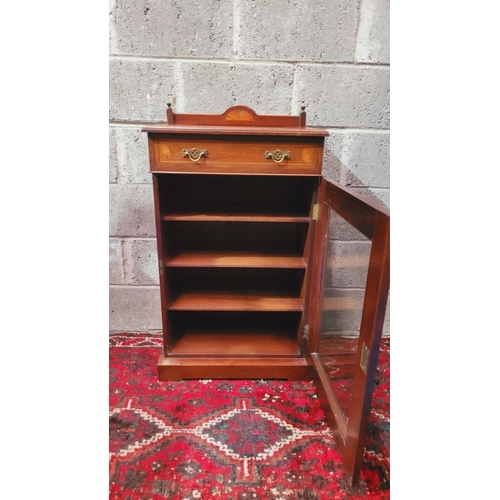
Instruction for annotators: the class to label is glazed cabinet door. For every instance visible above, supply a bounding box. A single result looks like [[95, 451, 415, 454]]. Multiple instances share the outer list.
[[308, 178, 390, 485]]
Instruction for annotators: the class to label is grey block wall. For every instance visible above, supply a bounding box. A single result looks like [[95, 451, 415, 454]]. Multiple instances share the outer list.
[[109, 0, 390, 334]]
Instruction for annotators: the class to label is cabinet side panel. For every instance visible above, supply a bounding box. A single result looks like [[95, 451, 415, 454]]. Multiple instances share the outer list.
[[299, 177, 321, 353], [152, 173, 170, 355], [307, 178, 331, 353]]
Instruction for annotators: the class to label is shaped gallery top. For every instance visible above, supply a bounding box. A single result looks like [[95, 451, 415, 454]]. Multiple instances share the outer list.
[[142, 104, 330, 137]]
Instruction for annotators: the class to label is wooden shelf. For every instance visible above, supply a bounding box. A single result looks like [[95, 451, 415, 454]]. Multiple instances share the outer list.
[[170, 329, 300, 356], [162, 212, 310, 223], [169, 292, 303, 311], [165, 250, 306, 268]]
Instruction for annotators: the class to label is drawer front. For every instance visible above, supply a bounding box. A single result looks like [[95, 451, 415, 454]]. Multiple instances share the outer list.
[[150, 136, 323, 175]]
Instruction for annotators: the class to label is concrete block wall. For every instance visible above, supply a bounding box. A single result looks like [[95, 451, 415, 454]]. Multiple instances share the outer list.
[[109, 0, 390, 334]]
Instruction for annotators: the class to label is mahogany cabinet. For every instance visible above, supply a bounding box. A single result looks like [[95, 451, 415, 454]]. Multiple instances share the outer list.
[[143, 105, 390, 484]]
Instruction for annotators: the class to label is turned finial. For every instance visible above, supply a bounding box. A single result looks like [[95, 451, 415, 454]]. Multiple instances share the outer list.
[[166, 102, 174, 124], [299, 105, 306, 127]]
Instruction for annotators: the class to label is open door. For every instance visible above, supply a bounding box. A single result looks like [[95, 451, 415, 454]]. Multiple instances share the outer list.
[[308, 178, 390, 485]]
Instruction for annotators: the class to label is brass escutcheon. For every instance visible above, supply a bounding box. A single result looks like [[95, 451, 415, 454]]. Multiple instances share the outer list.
[[264, 149, 291, 163], [182, 148, 208, 162]]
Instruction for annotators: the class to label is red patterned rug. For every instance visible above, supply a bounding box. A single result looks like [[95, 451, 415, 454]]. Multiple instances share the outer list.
[[109, 334, 389, 499]]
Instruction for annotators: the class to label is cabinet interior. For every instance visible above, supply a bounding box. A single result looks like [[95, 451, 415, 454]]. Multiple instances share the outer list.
[[156, 173, 317, 357]]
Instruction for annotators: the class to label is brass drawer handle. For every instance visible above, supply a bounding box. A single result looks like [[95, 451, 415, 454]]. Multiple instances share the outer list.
[[182, 148, 208, 162], [265, 149, 291, 163]]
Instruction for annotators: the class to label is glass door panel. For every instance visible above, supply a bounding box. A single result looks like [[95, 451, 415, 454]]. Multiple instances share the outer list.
[[317, 211, 371, 426]]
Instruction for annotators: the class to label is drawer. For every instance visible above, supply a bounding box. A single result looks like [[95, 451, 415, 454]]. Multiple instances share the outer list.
[[150, 135, 323, 175]]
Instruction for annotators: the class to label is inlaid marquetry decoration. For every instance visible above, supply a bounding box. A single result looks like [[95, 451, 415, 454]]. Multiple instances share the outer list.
[[226, 110, 254, 121], [301, 148, 313, 163], [160, 144, 171, 160]]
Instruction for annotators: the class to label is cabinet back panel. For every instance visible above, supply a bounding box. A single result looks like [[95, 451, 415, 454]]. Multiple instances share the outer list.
[[163, 221, 308, 256], [170, 311, 301, 332], [167, 268, 305, 295], [158, 174, 315, 217]]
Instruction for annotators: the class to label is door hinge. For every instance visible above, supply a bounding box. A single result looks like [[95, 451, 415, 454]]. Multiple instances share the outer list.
[[159, 262, 164, 275], [302, 324, 310, 341], [312, 204, 319, 221]]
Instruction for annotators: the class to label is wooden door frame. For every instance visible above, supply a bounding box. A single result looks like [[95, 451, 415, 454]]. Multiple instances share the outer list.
[[308, 177, 390, 484]]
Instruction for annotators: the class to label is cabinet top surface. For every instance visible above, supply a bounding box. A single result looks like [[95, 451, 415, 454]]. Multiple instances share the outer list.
[[143, 124, 329, 137]]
